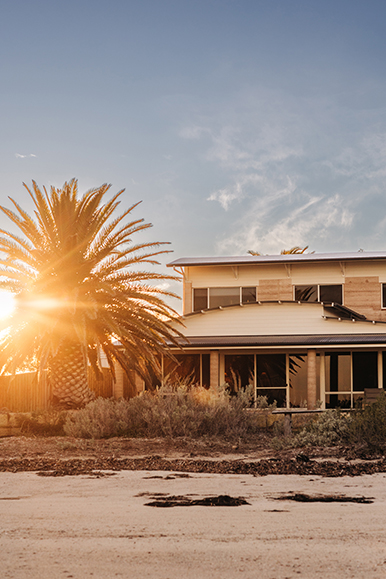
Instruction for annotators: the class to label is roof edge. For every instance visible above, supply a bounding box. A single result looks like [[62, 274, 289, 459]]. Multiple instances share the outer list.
[[168, 251, 386, 268]]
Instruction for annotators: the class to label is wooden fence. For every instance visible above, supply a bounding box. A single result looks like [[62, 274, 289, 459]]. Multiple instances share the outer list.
[[0, 368, 114, 413]]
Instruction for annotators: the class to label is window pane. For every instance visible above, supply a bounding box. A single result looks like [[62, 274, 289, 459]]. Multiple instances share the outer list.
[[383, 284, 386, 308], [164, 354, 201, 386], [201, 354, 210, 388], [325, 393, 351, 409], [224, 354, 254, 394], [295, 285, 317, 302], [320, 285, 342, 304], [325, 353, 351, 392], [289, 354, 307, 407], [193, 288, 207, 311], [353, 352, 378, 391], [257, 354, 286, 389], [242, 287, 256, 303], [256, 388, 287, 408], [209, 287, 240, 308]]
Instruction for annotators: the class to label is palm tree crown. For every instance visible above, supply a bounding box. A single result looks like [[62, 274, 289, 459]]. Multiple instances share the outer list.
[[0, 180, 182, 407]]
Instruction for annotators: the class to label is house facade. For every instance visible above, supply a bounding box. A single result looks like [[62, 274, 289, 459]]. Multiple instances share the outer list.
[[164, 251, 386, 409]]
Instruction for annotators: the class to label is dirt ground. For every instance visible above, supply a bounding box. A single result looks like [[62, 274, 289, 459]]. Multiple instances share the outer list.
[[0, 435, 385, 477]]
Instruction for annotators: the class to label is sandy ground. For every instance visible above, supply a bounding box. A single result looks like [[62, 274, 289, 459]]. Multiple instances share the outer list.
[[1, 468, 386, 579]]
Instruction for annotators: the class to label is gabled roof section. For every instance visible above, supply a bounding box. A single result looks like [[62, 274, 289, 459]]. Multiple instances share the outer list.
[[168, 251, 386, 268]]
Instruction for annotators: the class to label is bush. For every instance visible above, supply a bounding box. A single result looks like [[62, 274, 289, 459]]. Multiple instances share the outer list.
[[64, 385, 263, 440], [347, 393, 386, 452], [291, 410, 352, 447], [15, 409, 67, 436]]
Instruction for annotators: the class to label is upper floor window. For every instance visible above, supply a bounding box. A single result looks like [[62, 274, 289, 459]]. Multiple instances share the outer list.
[[193, 287, 256, 311], [295, 284, 342, 304], [193, 288, 208, 311], [382, 284, 386, 308]]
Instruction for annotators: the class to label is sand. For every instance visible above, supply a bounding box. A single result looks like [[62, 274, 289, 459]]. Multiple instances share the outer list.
[[1, 469, 386, 578]]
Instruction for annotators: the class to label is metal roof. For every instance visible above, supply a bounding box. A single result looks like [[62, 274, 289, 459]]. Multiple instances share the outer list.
[[171, 334, 386, 348], [168, 251, 386, 268]]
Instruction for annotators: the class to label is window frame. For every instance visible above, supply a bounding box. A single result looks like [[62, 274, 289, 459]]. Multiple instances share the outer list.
[[382, 283, 386, 309]]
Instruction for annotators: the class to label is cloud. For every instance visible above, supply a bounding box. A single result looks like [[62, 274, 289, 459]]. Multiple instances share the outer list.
[[208, 173, 297, 211], [15, 153, 37, 159], [179, 85, 386, 255], [217, 192, 354, 255]]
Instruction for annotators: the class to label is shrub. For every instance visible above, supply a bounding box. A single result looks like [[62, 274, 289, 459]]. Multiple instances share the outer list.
[[15, 409, 67, 436], [64, 385, 262, 440], [347, 393, 386, 452], [287, 410, 352, 448]]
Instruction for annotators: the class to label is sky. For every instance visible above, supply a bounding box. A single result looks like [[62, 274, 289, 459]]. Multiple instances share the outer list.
[[2, 0, 386, 302]]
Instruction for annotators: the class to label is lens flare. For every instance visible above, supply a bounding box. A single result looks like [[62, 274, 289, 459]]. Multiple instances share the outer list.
[[0, 292, 16, 320]]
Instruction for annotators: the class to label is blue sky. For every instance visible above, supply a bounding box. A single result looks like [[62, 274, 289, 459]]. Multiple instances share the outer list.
[[2, 0, 386, 276]]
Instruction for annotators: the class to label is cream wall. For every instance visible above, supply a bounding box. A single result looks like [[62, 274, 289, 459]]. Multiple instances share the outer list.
[[178, 302, 386, 338], [183, 259, 386, 318]]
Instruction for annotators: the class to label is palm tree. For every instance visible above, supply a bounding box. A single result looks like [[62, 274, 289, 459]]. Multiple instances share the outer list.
[[0, 180, 182, 408], [248, 246, 312, 256], [248, 246, 313, 256]]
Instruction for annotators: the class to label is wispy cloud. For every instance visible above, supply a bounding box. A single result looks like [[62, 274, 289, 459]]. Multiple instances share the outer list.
[[15, 153, 37, 159], [179, 85, 386, 255], [218, 192, 354, 255]]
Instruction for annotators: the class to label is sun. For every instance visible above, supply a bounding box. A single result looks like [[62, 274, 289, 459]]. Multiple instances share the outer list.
[[0, 291, 16, 320]]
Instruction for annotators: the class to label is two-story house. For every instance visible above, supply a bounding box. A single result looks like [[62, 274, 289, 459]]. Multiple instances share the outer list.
[[164, 251, 386, 409]]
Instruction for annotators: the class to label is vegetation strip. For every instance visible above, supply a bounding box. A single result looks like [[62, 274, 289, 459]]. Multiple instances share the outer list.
[[1, 456, 386, 477]]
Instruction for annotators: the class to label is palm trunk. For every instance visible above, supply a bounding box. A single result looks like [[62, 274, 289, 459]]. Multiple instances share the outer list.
[[50, 339, 95, 408]]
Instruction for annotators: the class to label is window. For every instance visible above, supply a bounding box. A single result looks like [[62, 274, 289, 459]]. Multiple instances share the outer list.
[[209, 287, 240, 308], [193, 288, 208, 311], [382, 284, 386, 308], [242, 287, 256, 303], [320, 285, 342, 304], [295, 285, 317, 302], [193, 286, 256, 311], [295, 284, 342, 304]]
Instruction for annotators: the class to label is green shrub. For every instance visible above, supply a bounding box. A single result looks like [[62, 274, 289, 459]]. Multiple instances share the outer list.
[[287, 410, 352, 448], [64, 385, 262, 440], [347, 393, 386, 452]]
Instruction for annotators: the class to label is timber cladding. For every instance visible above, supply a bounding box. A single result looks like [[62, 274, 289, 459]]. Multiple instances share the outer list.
[[0, 368, 114, 413], [257, 279, 293, 301], [344, 276, 383, 319]]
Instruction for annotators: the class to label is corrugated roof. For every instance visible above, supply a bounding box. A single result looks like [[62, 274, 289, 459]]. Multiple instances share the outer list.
[[171, 334, 386, 348], [168, 251, 386, 268]]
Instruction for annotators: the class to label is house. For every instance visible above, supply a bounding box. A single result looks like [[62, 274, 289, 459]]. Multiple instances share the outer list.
[[164, 251, 386, 409]]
